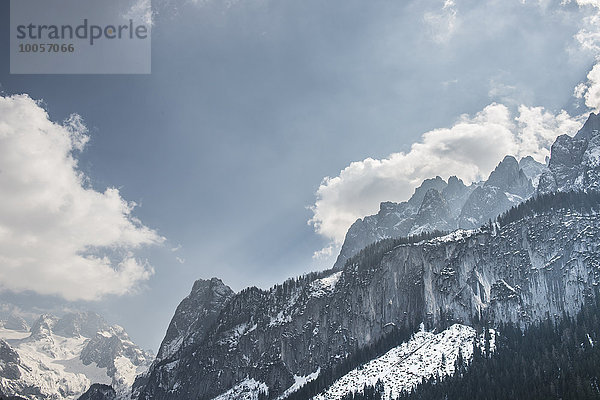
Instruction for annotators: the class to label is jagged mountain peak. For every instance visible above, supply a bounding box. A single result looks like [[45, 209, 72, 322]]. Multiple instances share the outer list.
[[519, 156, 548, 188], [411, 188, 453, 235], [538, 112, 600, 194], [446, 175, 465, 190], [485, 155, 532, 194], [29, 314, 58, 338], [408, 176, 447, 206], [154, 277, 235, 362], [190, 277, 233, 297], [574, 112, 600, 140], [28, 312, 109, 339]]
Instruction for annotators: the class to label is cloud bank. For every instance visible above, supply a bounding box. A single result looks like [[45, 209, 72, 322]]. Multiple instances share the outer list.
[[0, 94, 163, 301]]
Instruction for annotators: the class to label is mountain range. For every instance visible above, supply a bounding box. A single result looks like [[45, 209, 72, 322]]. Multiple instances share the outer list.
[[0, 312, 152, 400], [3, 113, 600, 399], [128, 114, 600, 399]]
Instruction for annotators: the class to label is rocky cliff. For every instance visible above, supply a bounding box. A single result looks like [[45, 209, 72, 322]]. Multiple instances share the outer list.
[[134, 113, 600, 400], [538, 112, 600, 194], [135, 201, 600, 399]]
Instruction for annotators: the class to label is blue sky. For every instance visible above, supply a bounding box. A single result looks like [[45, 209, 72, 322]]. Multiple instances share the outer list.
[[1, 0, 599, 350]]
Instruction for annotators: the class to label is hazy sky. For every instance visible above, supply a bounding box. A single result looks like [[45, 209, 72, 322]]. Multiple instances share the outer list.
[[1, 0, 600, 350]]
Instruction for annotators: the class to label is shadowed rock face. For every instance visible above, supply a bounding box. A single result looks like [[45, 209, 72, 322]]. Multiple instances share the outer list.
[[132, 278, 235, 399], [0, 340, 21, 380], [155, 278, 235, 363], [77, 384, 116, 400], [538, 114, 600, 194], [519, 156, 548, 188], [136, 207, 600, 400], [411, 189, 453, 235], [458, 155, 533, 229]]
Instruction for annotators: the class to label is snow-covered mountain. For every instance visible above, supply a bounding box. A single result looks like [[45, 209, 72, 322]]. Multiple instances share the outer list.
[[0, 312, 152, 400]]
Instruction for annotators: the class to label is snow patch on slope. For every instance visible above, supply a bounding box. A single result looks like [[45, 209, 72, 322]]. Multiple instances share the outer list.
[[312, 324, 487, 400], [277, 369, 320, 399], [310, 272, 343, 298], [211, 378, 268, 400]]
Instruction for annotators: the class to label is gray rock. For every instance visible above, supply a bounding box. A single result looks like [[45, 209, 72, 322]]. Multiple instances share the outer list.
[[0, 340, 21, 380], [458, 156, 533, 229], [519, 156, 548, 188], [29, 314, 58, 339], [136, 205, 600, 400], [156, 278, 235, 362], [410, 189, 454, 235], [3, 315, 29, 332], [54, 312, 108, 338], [538, 113, 600, 194], [77, 384, 116, 400]]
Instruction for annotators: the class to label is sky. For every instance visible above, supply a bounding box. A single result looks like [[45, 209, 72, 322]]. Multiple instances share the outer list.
[[1, 0, 600, 351]]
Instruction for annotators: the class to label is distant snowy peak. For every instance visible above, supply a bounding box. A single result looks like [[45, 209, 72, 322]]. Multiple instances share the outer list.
[[0, 312, 153, 400], [410, 188, 453, 235], [539, 113, 600, 194]]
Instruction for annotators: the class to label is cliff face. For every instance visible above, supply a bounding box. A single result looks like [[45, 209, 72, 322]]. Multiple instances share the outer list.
[[136, 207, 600, 400], [155, 278, 235, 363]]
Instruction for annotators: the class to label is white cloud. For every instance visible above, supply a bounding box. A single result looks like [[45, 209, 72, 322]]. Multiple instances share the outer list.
[[0, 94, 164, 301], [423, 0, 459, 44], [312, 244, 335, 261], [571, 0, 600, 111], [123, 0, 154, 26], [308, 104, 582, 245], [575, 63, 600, 111]]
